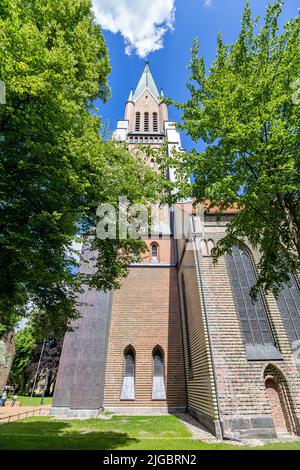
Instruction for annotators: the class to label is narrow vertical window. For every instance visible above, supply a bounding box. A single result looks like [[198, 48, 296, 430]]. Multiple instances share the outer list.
[[207, 239, 215, 256], [276, 275, 300, 345], [200, 240, 208, 256], [181, 274, 193, 373], [120, 347, 135, 400], [226, 245, 281, 360], [135, 112, 140, 131], [152, 244, 157, 258], [151, 243, 159, 264], [153, 112, 158, 132], [144, 112, 149, 132], [152, 347, 166, 400]]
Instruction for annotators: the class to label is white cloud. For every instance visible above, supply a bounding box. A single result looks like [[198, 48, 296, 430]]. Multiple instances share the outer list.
[[92, 0, 176, 58], [203, 0, 213, 8]]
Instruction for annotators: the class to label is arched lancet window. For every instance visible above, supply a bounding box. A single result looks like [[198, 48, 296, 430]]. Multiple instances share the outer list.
[[144, 112, 149, 132], [135, 112, 140, 131], [151, 243, 159, 263], [181, 274, 193, 373], [153, 112, 158, 132], [200, 240, 208, 256], [150, 158, 155, 168], [120, 346, 135, 400], [276, 275, 300, 345], [207, 239, 215, 256], [226, 246, 282, 360], [152, 346, 166, 400]]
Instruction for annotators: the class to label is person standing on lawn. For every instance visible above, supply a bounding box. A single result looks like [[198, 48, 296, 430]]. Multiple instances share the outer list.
[[10, 394, 17, 406], [0, 390, 7, 406]]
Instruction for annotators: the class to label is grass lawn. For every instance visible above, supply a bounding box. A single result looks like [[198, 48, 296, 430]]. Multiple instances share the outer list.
[[7, 395, 52, 406], [0, 415, 300, 450]]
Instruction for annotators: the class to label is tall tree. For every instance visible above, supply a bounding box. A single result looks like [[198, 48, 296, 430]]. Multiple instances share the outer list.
[[0, 0, 160, 335], [9, 327, 62, 395], [8, 327, 36, 392], [26, 337, 63, 396], [168, 0, 300, 297]]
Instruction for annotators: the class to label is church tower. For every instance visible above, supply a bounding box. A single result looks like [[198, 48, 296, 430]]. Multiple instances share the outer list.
[[52, 63, 187, 416], [115, 61, 168, 144]]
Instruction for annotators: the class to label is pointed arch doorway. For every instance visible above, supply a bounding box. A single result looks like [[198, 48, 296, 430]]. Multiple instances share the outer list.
[[264, 365, 298, 436], [265, 379, 289, 434]]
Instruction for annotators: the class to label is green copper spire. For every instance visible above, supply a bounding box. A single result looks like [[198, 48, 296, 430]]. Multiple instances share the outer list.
[[132, 61, 160, 101]]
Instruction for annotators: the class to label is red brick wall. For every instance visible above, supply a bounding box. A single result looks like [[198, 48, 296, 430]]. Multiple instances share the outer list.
[[141, 239, 176, 264], [201, 254, 300, 420], [103, 263, 186, 409]]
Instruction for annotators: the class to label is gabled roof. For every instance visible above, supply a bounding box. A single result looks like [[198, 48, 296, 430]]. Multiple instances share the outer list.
[[132, 61, 160, 102]]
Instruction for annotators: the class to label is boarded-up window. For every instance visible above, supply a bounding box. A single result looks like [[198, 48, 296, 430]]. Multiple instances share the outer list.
[[277, 276, 300, 344], [226, 246, 282, 360], [120, 347, 135, 400], [152, 347, 166, 400]]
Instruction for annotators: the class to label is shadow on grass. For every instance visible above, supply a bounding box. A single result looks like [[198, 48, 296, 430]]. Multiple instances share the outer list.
[[0, 419, 139, 450]]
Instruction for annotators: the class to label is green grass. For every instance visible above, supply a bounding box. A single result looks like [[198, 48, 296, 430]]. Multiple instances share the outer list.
[[0, 415, 299, 450], [7, 395, 52, 406]]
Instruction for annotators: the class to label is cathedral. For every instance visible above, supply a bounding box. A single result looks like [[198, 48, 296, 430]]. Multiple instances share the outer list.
[[52, 63, 300, 441]]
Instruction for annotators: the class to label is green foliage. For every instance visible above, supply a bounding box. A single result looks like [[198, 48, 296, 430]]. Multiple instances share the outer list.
[[0, 0, 161, 335], [8, 327, 36, 391], [168, 0, 300, 297]]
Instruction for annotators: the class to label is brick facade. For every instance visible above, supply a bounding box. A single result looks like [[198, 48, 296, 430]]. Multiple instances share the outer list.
[[103, 263, 186, 411], [53, 64, 300, 441], [177, 205, 300, 439]]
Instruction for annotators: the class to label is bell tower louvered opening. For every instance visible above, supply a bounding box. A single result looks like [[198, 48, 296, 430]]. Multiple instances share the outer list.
[[144, 112, 149, 132], [135, 112, 140, 131], [153, 112, 158, 132]]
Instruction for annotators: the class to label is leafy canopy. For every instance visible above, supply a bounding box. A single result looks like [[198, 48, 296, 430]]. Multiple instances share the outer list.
[[8, 326, 36, 392], [0, 0, 161, 336], [168, 0, 300, 297]]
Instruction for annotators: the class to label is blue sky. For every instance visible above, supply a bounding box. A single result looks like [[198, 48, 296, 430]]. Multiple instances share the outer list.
[[94, 0, 299, 153]]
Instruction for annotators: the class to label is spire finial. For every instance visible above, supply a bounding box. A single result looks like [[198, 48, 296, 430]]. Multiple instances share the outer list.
[[132, 60, 160, 101]]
